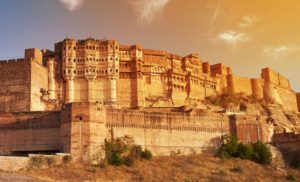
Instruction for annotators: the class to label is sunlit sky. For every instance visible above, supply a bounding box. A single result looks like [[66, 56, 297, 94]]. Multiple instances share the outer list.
[[0, 0, 299, 91]]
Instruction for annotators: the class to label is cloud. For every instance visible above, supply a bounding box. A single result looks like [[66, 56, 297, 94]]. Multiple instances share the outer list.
[[215, 31, 251, 46], [128, 0, 170, 25], [262, 45, 300, 60], [208, 2, 224, 24], [58, 0, 85, 11], [238, 15, 259, 28]]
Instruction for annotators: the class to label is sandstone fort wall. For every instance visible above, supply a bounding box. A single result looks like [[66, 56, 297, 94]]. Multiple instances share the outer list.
[[105, 109, 230, 155], [0, 112, 61, 155], [0, 59, 30, 112], [1, 38, 298, 112]]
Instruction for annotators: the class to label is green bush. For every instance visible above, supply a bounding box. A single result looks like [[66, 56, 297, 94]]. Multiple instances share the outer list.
[[130, 145, 143, 159], [104, 136, 153, 166], [141, 149, 153, 160], [252, 142, 272, 165], [217, 135, 238, 158], [109, 152, 124, 166], [237, 143, 253, 160], [216, 135, 272, 165], [123, 156, 134, 167]]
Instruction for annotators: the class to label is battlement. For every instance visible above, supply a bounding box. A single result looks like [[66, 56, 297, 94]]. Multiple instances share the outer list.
[[261, 67, 290, 89], [0, 37, 298, 112], [0, 58, 25, 64], [210, 63, 231, 76], [143, 49, 167, 56]]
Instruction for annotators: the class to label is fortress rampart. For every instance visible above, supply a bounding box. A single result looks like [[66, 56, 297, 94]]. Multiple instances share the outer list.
[[0, 38, 298, 112], [0, 38, 298, 161], [0, 112, 61, 155], [0, 102, 270, 161]]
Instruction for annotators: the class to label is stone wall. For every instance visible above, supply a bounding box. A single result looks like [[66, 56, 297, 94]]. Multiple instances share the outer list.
[[233, 115, 271, 143], [0, 112, 61, 155], [30, 61, 48, 111], [272, 132, 300, 167], [1, 38, 298, 112], [60, 103, 106, 161], [0, 103, 273, 162], [296, 93, 300, 112], [0, 59, 30, 112], [105, 109, 230, 155], [261, 68, 298, 112], [232, 76, 253, 95], [0, 156, 29, 171]]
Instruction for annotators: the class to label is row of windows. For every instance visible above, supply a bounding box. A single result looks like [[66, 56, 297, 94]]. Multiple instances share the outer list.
[[120, 51, 130, 55], [172, 76, 185, 82], [64, 45, 119, 51], [63, 57, 119, 63], [63, 68, 119, 75], [173, 84, 186, 91]]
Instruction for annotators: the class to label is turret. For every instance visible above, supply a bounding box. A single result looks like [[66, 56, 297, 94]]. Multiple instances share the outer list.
[[105, 40, 120, 106], [47, 58, 56, 100], [227, 74, 236, 94], [62, 39, 77, 103], [251, 79, 264, 100], [25, 48, 43, 65]]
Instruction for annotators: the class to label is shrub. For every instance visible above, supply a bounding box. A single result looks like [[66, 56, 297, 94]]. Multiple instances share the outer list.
[[62, 155, 72, 164], [130, 145, 143, 159], [123, 156, 135, 167], [216, 135, 272, 165], [237, 143, 253, 160], [287, 174, 296, 181], [108, 152, 123, 166], [231, 165, 243, 173], [252, 142, 272, 165], [141, 149, 153, 160], [217, 135, 238, 158], [104, 136, 153, 166]]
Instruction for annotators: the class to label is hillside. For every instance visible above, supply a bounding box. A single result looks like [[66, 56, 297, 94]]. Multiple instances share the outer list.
[[18, 154, 300, 182]]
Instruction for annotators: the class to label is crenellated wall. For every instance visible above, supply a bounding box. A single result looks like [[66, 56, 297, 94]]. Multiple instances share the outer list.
[[261, 68, 298, 111], [0, 38, 298, 112]]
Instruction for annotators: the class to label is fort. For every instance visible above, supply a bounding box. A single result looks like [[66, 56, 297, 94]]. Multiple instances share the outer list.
[[0, 38, 299, 162]]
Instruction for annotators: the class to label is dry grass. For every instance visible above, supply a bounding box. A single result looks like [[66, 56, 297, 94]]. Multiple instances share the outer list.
[[18, 153, 300, 182]]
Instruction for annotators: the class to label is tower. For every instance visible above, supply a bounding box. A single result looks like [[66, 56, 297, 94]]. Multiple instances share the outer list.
[[62, 39, 77, 103]]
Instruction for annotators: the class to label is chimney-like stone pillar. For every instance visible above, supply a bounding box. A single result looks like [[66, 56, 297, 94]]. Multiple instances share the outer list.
[[47, 59, 56, 100], [107, 77, 117, 104], [66, 78, 75, 103]]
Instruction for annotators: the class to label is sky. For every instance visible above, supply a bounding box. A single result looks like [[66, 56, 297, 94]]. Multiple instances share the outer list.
[[0, 0, 299, 91]]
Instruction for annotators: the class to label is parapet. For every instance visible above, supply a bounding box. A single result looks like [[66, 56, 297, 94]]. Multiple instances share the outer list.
[[210, 63, 231, 76], [0, 58, 25, 64], [25, 48, 43, 65], [261, 67, 290, 88], [202, 62, 211, 74]]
